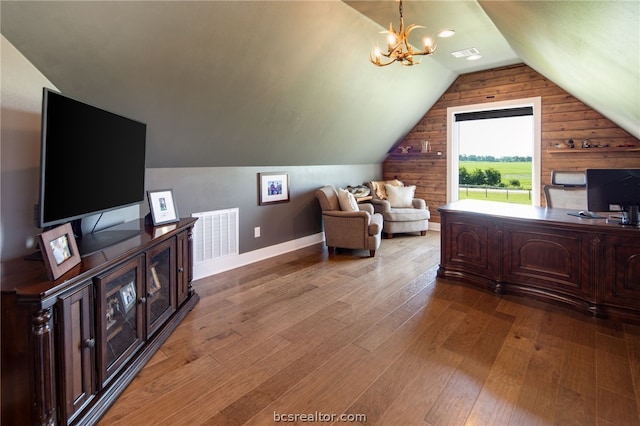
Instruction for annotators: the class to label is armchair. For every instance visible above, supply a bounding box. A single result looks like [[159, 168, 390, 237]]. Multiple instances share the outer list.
[[315, 185, 383, 257], [367, 180, 430, 238]]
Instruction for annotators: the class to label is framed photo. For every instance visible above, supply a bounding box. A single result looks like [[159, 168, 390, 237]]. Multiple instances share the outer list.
[[259, 172, 290, 205], [39, 223, 81, 280], [147, 189, 179, 225], [119, 282, 137, 313]]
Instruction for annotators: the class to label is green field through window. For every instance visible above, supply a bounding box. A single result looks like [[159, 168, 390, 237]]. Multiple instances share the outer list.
[[459, 161, 532, 205]]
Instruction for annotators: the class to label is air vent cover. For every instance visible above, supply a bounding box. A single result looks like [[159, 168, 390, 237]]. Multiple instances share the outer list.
[[192, 208, 239, 263], [451, 47, 480, 58]]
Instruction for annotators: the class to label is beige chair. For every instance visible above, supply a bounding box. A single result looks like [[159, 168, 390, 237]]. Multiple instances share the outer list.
[[367, 180, 430, 238], [315, 185, 383, 257], [544, 170, 587, 210]]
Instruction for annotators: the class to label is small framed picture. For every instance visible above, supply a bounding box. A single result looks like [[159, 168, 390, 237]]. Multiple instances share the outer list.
[[147, 189, 179, 225], [259, 172, 290, 205], [119, 282, 137, 313], [39, 223, 81, 280]]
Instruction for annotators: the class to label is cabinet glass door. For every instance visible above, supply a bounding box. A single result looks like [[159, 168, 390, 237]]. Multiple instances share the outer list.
[[95, 255, 144, 385], [146, 239, 176, 337]]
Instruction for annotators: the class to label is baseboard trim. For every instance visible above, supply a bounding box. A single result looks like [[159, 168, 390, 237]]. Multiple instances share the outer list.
[[193, 232, 325, 280]]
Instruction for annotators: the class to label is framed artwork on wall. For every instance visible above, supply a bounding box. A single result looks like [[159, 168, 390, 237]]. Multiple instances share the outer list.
[[147, 189, 179, 225], [259, 172, 290, 205], [39, 222, 81, 280]]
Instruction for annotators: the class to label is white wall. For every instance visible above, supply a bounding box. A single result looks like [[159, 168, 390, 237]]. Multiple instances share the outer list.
[[1, 35, 56, 260]]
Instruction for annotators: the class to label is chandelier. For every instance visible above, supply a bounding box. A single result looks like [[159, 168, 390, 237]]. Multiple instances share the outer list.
[[370, 0, 436, 67]]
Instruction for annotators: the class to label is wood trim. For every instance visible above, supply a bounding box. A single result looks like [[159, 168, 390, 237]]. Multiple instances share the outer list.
[[548, 147, 640, 154], [32, 307, 56, 425]]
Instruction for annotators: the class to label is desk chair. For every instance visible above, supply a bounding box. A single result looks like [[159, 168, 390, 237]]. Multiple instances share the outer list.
[[543, 171, 587, 210]]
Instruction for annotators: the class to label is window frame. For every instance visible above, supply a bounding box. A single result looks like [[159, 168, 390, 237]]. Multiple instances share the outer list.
[[446, 97, 542, 206]]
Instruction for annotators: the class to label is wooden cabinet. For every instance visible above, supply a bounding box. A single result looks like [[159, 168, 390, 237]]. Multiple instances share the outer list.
[[502, 224, 591, 299], [58, 282, 96, 423], [1, 218, 199, 425], [145, 239, 176, 337], [441, 217, 498, 280], [438, 200, 640, 322], [602, 235, 640, 310], [95, 255, 145, 386]]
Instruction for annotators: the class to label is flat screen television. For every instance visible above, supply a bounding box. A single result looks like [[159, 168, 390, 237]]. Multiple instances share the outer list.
[[586, 168, 640, 227], [38, 88, 147, 255]]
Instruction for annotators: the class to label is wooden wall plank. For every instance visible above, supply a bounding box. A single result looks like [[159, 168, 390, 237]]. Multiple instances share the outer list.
[[384, 64, 640, 224]]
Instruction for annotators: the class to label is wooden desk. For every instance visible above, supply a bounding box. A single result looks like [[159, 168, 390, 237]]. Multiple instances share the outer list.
[[438, 200, 640, 323]]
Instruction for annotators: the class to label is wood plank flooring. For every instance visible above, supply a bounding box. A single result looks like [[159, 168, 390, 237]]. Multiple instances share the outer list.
[[99, 232, 640, 425]]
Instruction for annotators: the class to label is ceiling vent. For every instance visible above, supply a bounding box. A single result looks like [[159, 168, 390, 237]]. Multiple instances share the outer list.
[[451, 47, 480, 58]]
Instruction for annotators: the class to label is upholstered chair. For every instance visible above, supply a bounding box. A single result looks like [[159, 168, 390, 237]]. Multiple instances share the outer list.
[[315, 185, 383, 257], [367, 180, 430, 238]]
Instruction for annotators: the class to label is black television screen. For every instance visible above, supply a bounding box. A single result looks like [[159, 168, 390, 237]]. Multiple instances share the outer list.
[[587, 168, 640, 226], [38, 88, 146, 232]]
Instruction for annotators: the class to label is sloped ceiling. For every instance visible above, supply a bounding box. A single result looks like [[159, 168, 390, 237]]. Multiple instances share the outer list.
[[1, 1, 638, 168], [479, 0, 639, 140]]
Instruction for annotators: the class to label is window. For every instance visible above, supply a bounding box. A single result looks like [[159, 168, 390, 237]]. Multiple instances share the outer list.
[[446, 97, 542, 206]]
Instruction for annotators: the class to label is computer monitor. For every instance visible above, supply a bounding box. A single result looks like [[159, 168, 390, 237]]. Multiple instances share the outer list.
[[586, 168, 640, 226]]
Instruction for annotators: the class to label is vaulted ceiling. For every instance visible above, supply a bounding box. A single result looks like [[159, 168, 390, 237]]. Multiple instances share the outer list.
[[2, 1, 638, 167]]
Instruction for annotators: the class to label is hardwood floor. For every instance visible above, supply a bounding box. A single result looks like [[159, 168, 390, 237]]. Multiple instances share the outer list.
[[99, 232, 640, 425]]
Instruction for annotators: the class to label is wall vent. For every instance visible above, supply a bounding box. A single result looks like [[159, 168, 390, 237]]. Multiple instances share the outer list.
[[191, 208, 239, 263]]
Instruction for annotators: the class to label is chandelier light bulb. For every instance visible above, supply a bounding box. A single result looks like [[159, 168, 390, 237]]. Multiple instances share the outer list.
[[369, 0, 441, 67]]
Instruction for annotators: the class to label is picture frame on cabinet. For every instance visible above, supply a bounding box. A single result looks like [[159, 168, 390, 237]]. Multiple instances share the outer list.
[[39, 222, 81, 280], [258, 172, 290, 205], [147, 189, 179, 225], [119, 282, 137, 313]]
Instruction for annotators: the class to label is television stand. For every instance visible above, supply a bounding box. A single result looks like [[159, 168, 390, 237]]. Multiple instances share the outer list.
[[2, 218, 198, 425]]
